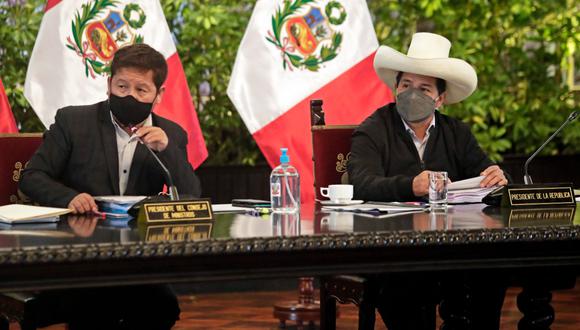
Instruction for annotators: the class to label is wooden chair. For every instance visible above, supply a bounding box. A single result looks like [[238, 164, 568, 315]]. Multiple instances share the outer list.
[[311, 125, 356, 199], [0, 133, 67, 330], [310, 104, 378, 330]]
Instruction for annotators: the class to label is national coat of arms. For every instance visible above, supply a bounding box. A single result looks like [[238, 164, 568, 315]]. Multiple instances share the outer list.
[[65, 0, 146, 79], [266, 0, 347, 72]]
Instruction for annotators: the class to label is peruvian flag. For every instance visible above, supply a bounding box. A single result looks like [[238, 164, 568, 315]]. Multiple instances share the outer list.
[[228, 0, 392, 204], [0, 77, 18, 133], [24, 0, 207, 168]]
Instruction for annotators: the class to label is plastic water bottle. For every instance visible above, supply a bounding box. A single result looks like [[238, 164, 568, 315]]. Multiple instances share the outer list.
[[270, 148, 300, 213]]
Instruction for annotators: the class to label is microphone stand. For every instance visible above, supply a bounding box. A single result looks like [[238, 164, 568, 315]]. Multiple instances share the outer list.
[[523, 111, 578, 184], [131, 126, 179, 200]]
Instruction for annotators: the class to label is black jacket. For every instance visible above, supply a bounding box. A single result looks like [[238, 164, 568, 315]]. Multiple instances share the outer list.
[[348, 103, 494, 202], [20, 100, 201, 207]]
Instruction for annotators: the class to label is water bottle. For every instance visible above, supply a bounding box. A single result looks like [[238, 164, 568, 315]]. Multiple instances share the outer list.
[[270, 148, 300, 213]]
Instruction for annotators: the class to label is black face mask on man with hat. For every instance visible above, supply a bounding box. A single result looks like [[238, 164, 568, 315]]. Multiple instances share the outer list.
[[109, 93, 156, 128]]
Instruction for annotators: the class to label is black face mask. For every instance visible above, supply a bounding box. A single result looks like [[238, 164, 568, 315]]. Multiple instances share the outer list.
[[109, 94, 154, 127]]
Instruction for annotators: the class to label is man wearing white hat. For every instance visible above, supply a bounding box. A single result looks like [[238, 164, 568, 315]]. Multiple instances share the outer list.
[[348, 33, 508, 329], [348, 32, 507, 202]]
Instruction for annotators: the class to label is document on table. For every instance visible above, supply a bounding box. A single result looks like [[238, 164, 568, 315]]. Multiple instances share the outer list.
[[322, 202, 427, 216], [448, 187, 496, 204], [0, 204, 70, 224], [212, 204, 249, 213], [94, 195, 146, 205], [94, 196, 146, 215], [447, 176, 496, 204]]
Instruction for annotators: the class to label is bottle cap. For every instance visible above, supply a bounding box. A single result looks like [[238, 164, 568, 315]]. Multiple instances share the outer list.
[[280, 148, 289, 164]]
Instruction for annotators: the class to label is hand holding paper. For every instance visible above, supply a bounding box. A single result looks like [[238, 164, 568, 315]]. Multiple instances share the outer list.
[[480, 165, 508, 187]]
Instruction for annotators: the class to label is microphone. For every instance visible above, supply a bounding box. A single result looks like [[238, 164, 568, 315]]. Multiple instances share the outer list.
[[523, 111, 578, 184], [130, 126, 179, 200]]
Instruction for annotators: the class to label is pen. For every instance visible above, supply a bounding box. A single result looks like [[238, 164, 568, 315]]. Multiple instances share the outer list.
[[245, 208, 272, 217], [256, 207, 272, 214], [92, 211, 129, 219]]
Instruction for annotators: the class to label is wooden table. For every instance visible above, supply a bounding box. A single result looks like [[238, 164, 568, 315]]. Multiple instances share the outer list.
[[0, 203, 578, 329]]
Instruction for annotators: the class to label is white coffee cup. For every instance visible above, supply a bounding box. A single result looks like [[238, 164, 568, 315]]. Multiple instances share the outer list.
[[320, 184, 354, 203]]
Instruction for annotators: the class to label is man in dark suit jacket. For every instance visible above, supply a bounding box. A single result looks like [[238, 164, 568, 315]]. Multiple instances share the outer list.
[[19, 43, 200, 330], [20, 100, 200, 208], [21, 46, 200, 213]]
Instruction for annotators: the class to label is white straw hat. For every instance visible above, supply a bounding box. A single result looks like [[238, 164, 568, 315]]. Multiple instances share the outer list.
[[373, 32, 478, 104]]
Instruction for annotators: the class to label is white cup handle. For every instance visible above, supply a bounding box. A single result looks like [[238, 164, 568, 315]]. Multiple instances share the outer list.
[[320, 187, 329, 198]]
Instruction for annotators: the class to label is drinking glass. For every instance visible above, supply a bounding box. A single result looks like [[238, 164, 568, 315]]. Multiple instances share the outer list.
[[429, 171, 448, 209]]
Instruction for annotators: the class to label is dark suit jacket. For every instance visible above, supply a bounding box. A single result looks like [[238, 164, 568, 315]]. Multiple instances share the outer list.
[[348, 103, 495, 202], [20, 100, 201, 208]]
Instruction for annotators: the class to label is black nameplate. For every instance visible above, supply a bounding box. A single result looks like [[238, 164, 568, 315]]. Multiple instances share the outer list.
[[502, 184, 575, 207], [139, 199, 213, 224], [144, 223, 212, 242], [506, 207, 576, 227]]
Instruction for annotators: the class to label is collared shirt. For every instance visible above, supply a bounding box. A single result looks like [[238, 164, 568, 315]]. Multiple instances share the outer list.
[[401, 116, 436, 161], [110, 113, 153, 195]]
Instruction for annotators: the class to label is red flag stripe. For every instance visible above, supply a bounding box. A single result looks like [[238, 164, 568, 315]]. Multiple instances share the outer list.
[[0, 78, 18, 133], [252, 53, 393, 204], [155, 53, 208, 169], [45, 0, 61, 12]]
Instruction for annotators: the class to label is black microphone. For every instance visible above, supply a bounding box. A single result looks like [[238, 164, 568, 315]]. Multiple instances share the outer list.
[[523, 111, 578, 184], [131, 126, 179, 200]]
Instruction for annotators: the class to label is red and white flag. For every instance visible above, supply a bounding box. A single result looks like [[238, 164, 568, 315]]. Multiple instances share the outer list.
[[228, 0, 392, 203], [0, 77, 18, 133], [25, 0, 207, 168]]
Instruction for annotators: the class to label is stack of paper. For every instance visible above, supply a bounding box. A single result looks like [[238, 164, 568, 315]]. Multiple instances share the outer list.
[[447, 176, 495, 204], [94, 196, 146, 216], [0, 204, 70, 224], [448, 187, 496, 204]]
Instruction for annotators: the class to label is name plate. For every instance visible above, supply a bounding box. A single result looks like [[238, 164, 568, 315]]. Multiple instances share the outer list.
[[144, 223, 213, 242], [139, 199, 213, 224], [503, 184, 575, 207]]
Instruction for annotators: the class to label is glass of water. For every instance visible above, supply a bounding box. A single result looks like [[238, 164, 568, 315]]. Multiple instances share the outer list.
[[429, 171, 448, 209]]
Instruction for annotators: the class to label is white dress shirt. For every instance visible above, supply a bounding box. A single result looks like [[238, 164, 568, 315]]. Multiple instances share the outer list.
[[110, 113, 153, 195], [402, 116, 436, 161]]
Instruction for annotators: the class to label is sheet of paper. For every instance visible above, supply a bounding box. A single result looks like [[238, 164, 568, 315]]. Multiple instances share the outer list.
[[212, 204, 249, 213], [448, 176, 485, 190], [0, 204, 70, 223]]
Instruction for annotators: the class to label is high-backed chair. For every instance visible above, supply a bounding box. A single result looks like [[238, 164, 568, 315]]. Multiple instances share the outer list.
[[0, 133, 43, 205], [311, 125, 356, 200], [0, 133, 67, 330], [310, 104, 378, 330]]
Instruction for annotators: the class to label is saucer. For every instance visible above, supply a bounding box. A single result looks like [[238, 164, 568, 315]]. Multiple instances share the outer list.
[[319, 200, 364, 206]]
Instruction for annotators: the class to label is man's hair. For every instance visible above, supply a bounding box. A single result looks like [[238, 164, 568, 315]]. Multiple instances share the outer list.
[[395, 72, 446, 95], [110, 44, 168, 91]]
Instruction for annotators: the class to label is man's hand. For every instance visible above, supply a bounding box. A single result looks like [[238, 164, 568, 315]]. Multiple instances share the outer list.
[[412, 171, 431, 196], [68, 193, 98, 214], [135, 126, 168, 152], [480, 165, 508, 187]]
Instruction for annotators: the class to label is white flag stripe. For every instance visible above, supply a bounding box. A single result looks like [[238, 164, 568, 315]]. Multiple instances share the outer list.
[[25, 0, 176, 128], [228, 0, 378, 134]]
